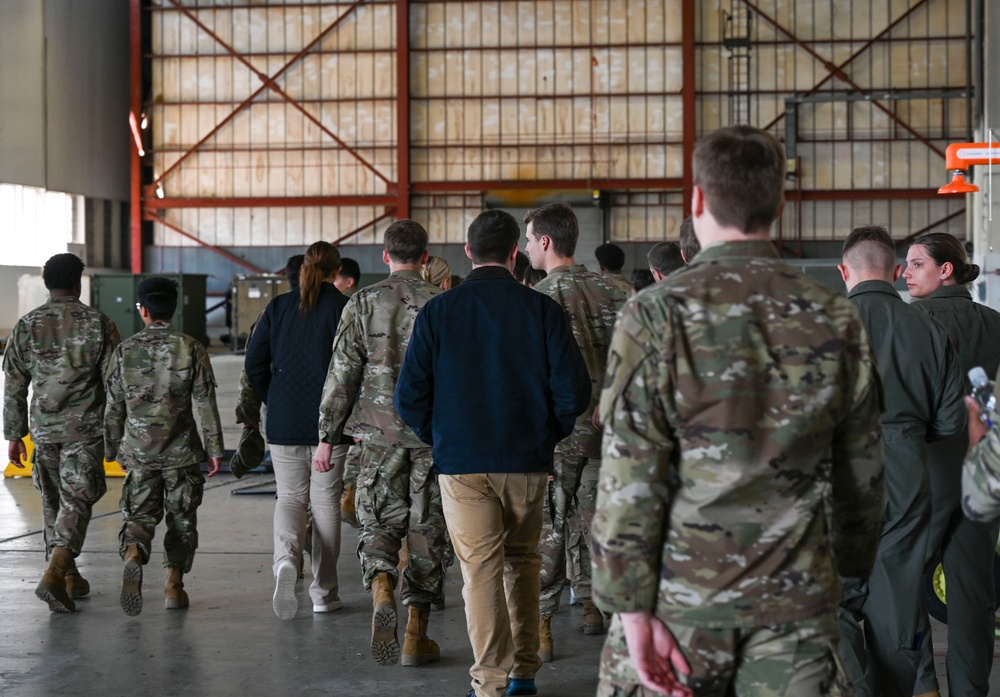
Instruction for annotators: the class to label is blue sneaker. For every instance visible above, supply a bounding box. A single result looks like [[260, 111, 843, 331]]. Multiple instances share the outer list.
[[506, 679, 537, 696]]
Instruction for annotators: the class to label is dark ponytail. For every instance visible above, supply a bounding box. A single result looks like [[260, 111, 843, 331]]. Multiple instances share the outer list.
[[299, 241, 342, 313]]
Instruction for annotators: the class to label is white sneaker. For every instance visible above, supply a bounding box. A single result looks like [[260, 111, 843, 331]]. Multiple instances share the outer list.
[[313, 599, 343, 613], [273, 560, 298, 620]]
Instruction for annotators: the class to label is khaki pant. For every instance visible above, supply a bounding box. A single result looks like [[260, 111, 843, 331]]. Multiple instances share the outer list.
[[441, 472, 547, 697], [270, 443, 349, 607]]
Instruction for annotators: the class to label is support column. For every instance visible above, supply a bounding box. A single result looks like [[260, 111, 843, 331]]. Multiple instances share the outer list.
[[395, 0, 410, 220], [129, 0, 142, 273]]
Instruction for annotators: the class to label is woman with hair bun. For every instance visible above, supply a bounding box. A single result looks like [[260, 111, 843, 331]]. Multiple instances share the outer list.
[[420, 256, 452, 290], [904, 231, 1000, 697], [245, 241, 352, 620]]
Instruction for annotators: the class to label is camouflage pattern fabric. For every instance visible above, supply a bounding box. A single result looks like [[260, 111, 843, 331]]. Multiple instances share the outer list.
[[32, 438, 108, 556], [592, 240, 883, 637], [602, 272, 635, 299], [119, 463, 205, 572], [356, 444, 446, 607], [316, 270, 446, 606], [532, 264, 627, 459], [962, 364, 1000, 522], [317, 270, 442, 447], [343, 443, 362, 489], [3, 296, 121, 443], [235, 316, 262, 428], [538, 455, 599, 616], [105, 321, 224, 469], [597, 612, 851, 697], [533, 264, 625, 615]]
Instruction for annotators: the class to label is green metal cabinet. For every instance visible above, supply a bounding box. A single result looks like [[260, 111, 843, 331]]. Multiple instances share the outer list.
[[91, 274, 208, 345]]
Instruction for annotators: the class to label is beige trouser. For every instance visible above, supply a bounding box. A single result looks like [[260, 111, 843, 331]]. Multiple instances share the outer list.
[[270, 443, 349, 606], [440, 471, 547, 697]]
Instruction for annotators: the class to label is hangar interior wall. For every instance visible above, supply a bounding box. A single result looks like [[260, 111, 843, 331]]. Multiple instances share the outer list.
[[141, 0, 973, 280]]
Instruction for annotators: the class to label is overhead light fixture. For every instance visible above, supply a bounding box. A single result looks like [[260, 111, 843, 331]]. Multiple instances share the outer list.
[[155, 183, 165, 199], [140, 112, 149, 130]]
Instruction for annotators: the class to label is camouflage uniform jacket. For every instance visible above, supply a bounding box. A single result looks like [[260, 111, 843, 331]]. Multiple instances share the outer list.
[[592, 240, 884, 629], [603, 272, 634, 298], [963, 364, 1000, 523], [318, 270, 442, 447], [534, 265, 627, 457], [105, 321, 224, 469], [3, 296, 121, 444]]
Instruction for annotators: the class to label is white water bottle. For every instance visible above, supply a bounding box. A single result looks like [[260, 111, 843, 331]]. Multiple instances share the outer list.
[[968, 366, 996, 427]]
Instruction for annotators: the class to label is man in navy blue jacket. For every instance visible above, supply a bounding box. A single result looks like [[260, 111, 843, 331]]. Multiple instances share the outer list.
[[395, 209, 590, 697]]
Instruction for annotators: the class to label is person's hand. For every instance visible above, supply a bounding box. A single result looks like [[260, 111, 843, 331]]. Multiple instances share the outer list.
[[591, 406, 603, 431], [620, 611, 692, 697], [207, 456, 221, 478], [313, 442, 334, 473], [7, 439, 26, 468], [966, 395, 990, 447]]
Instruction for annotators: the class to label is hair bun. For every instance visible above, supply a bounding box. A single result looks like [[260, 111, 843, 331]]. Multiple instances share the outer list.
[[963, 263, 981, 284]]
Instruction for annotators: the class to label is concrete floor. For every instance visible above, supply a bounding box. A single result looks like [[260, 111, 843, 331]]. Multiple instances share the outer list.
[[0, 353, 996, 696], [0, 354, 601, 697]]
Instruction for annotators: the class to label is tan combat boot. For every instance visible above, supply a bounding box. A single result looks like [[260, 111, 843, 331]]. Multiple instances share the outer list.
[[579, 599, 605, 635], [341, 483, 359, 528], [370, 572, 399, 665], [120, 544, 144, 617], [64, 555, 90, 599], [401, 606, 441, 667], [35, 546, 76, 612], [538, 615, 553, 662], [164, 567, 189, 610]]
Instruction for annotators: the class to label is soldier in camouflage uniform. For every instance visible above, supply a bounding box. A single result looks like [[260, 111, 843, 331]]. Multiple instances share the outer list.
[[592, 126, 884, 697], [523, 202, 628, 657], [314, 220, 446, 667], [332, 257, 363, 525], [594, 243, 634, 297], [962, 378, 1000, 521], [105, 277, 224, 617], [3, 253, 121, 613]]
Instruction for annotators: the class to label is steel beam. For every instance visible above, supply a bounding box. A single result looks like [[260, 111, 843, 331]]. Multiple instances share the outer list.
[[130, 0, 143, 273], [784, 188, 960, 201], [145, 195, 398, 209], [761, 0, 931, 134], [899, 209, 967, 242], [151, 0, 370, 190], [144, 213, 266, 274], [411, 178, 684, 193], [396, 0, 411, 220], [743, 0, 945, 159], [681, 0, 696, 215], [332, 212, 394, 245]]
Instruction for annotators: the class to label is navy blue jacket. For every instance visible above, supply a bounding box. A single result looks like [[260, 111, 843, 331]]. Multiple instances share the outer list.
[[245, 283, 349, 446], [394, 265, 591, 475]]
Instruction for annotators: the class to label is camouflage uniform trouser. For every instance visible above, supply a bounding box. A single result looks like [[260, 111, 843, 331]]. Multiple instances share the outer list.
[[538, 454, 599, 617], [343, 443, 362, 489], [32, 437, 107, 557], [356, 444, 446, 608], [119, 463, 205, 572], [597, 612, 851, 697]]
